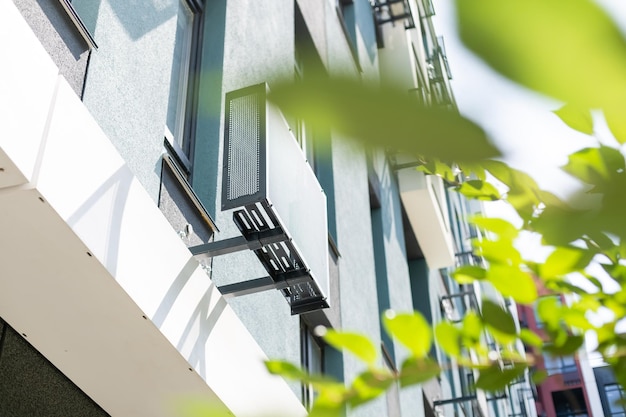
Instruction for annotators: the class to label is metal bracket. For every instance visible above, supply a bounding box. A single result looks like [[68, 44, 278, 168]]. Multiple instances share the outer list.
[[189, 204, 328, 315]]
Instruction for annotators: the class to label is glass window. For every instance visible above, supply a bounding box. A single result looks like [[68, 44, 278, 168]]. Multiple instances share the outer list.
[[605, 384, 626, 416], [301, 321, 324, 409], [166, 0, 194, 155], [543, 354, 576, 375]]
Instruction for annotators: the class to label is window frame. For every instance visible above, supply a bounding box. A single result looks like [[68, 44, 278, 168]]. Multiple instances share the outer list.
[[59, 0, 98, 49], [300, 320, 325, 409], [164, 0, 205, 176], [605, 384, 626, 416]]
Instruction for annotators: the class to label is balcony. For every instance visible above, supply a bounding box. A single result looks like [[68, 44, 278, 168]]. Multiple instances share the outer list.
[[396, 157, 455, 269]]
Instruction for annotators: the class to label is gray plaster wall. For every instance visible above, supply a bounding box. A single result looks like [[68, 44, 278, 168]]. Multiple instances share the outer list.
[[78, 0, 184, 201], [13, 0, 90, 96], [372, 152, 423, 415]]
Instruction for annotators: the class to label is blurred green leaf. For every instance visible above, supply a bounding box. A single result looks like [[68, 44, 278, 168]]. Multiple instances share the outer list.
[[482, 160, 543, 219], [383, 311, 432, 358], [537, 296, 562, 330], [457, 180, 501, 201], [435, 322, 462, 357], [269, 77, 500, 162], [470, 216, 519, 241], [531, 206, 590, 246], [487, 264, 538, 304], [604, 107, 626, 144], [475, 240, 522, 267], [456, 0, 626, 109], [544, 335, 584, 356], [481, 300, 516, 335], [349, 369, 395, 407], [519, 328, 543, 348], [452, 265, 487, 284], [541, 246, 594, 279], [475, 365, 527, 392], [323, 330, 378, 366], [265, 360, 338, 387], [561, 308, 594, 331], [461, 312, 484, 345], [553, 104, 593, 135], [175, 397, 235, 417], [310, 387, 348, 417], [398, 357, 441, 387], [309, 403, 343, 417], [562, 146, 625, 186], [532, 370, 548, 385], [265, 360, 306, 380]]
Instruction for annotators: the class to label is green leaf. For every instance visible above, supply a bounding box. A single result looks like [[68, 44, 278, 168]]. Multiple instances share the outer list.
[[457, 180, 501, 201], [265, 360, 338, 387], [475, 365, 527, 392], [310, 387, 348, 417], [604, 106, 626, 144], [531, 205, 590, 246], [544, 335, 584, 356], [553, 104, 593, 135], [481, 300, 516, 335], [532, 369, 548, 385], [265, 360, 307, 380], [486, 265, 538, 304], [451, 265, 487, 284], [519, 328, 543, 348], [398, 357, 441, 387], [470, 216, 519, 241], [323, 330, 378, 365], [349, 369, 395, 407], [475, 239, 522, 267], [176, 397, 234, 417], [435, 322, 462, 358], [456, 0, 626, 109], [309, 403, 343, 417], [541, 246, 594, 279], [461, 311, 484, 345], [482, 160, 544, 220], [536, 296, 562, 330], [269, 77, 500, 162], [561, 308, 594, 331], [383, 311, 432, 358], [562, 146, 625, 186]]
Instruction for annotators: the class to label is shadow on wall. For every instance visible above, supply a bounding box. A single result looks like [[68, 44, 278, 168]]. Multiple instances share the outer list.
[[73, 0, 176, 41], [66, 166, 132, 278], [108, 0, 176, 40], [69, 0, 103, 40]]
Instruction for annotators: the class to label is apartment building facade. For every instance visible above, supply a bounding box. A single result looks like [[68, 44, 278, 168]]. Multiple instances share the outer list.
[[517, 297, 597, 417], [1, 0, 533, 416]]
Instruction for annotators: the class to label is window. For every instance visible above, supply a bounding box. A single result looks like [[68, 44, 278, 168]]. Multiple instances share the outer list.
[[605, 384, 626, 416], [294, 3, 319, 170], [543, 354, 577, 376], [336, 0, 357, 59], [165, 0, 203, 172], [301, 321, 324, 409]]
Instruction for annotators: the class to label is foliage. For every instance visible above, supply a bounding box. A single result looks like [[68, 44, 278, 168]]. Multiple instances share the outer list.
[[189, 0, 626, 416]]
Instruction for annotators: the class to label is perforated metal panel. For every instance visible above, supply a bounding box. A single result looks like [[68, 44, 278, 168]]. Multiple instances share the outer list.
[[222, 85, 265, 210]]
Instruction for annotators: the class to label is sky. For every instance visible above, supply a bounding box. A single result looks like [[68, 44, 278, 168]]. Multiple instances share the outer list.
[[431, 0, 626, 200]]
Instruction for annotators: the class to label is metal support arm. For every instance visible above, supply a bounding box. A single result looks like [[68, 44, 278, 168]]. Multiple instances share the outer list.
[[189, 227, 287, 260]]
